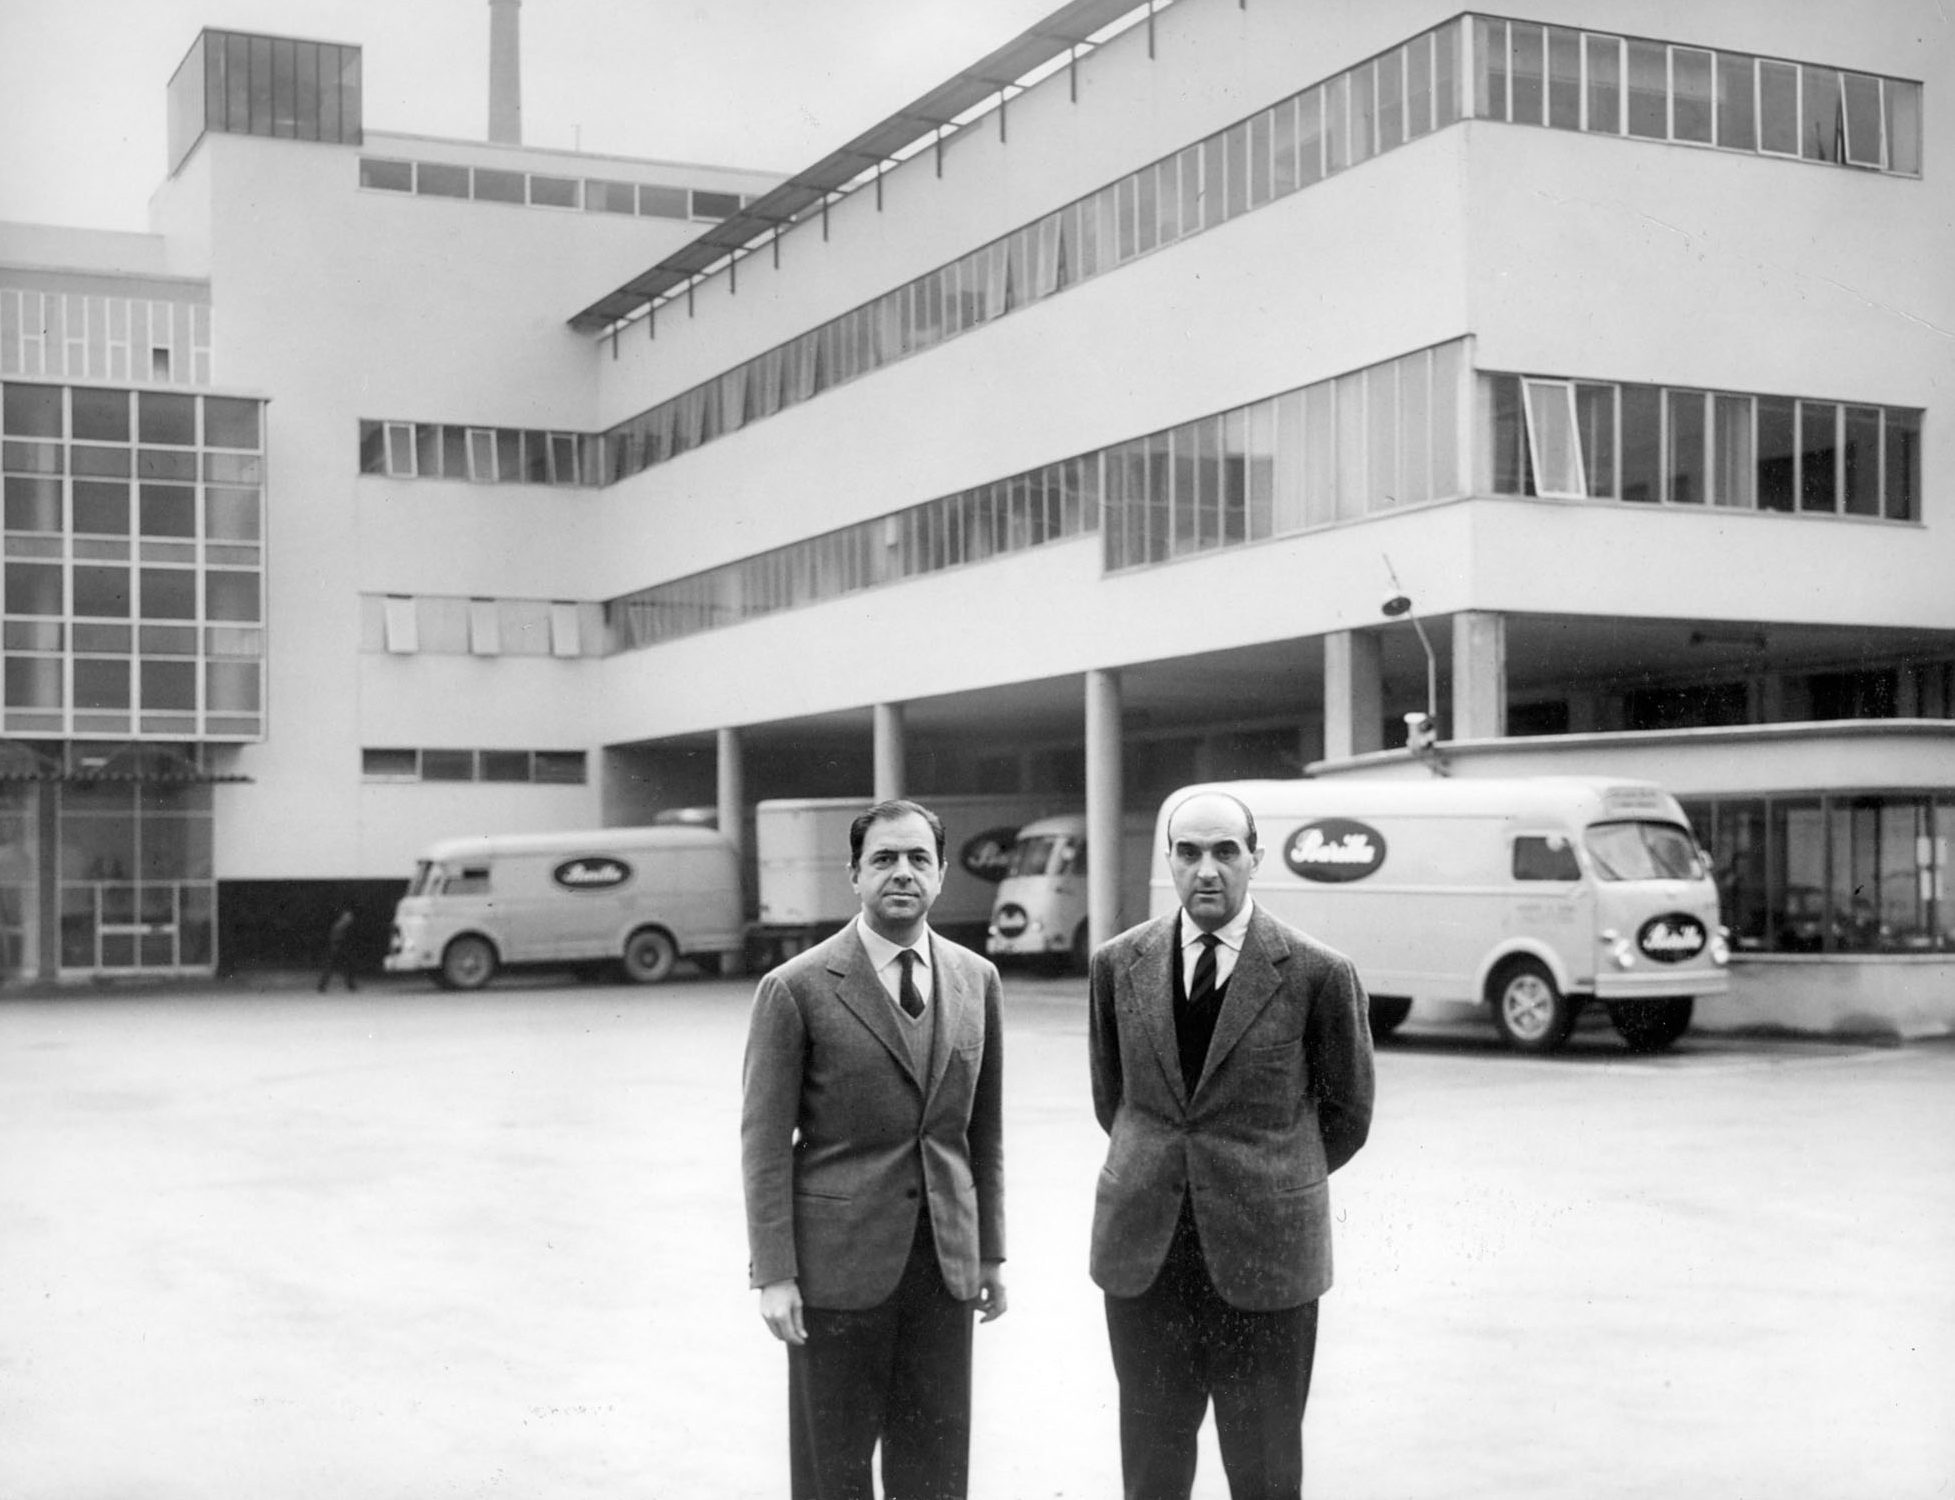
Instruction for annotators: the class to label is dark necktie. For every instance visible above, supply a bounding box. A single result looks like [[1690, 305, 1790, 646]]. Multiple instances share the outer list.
[[1188, 933, 1219, 1011], [897, 949, 926, 1019], [1178, 934, 1221, 1089]]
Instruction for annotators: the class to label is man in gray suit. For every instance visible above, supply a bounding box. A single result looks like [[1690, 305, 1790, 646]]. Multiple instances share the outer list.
[[742, 798, 1007, 1500], [1089, 789, 1374, 1500]]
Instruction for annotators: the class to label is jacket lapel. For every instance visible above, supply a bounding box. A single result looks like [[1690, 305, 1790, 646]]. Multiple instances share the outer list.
[[827, 926, 921, 1087], [923, 934, 962, 1101], [1194, 908, 1287, 1097], [1122, 915, 1190, 1105]]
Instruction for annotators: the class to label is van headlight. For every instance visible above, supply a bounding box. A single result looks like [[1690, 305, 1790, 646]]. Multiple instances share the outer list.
[[1711, 928, 1731, 965], [1600, 930, 1636, 970]]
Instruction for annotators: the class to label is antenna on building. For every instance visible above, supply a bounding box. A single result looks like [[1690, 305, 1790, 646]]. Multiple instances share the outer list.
[[488, 0, 522, 145]]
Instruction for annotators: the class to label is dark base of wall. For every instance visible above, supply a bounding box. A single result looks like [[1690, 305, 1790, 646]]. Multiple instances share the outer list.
[[217, 879, 408, 976]]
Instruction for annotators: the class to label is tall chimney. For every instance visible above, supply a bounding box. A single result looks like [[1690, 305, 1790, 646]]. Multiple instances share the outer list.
[[488, 0, 522, 145]]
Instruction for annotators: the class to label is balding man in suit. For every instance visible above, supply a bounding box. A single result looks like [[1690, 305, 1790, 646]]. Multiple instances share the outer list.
[[1089, 789, 1374, 1500], [742, 798, 1006, 1500]]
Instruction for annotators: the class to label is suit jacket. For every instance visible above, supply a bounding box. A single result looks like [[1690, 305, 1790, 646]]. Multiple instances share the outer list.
[[1088, 906, 1374, 1311], [741, 922, 1006, 1310]]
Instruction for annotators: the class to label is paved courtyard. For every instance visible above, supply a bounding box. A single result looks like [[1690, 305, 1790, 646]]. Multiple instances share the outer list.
[[2, 972, 1951, 1498]]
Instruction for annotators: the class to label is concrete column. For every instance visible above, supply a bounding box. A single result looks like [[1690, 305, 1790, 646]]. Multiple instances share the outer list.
[[1084, 670, 1124, 953], [873, 703, 905, 801], [1452, 611, 1507, 741], [1323, 630, 1383, 760], [715, 728, 744, 854], [1895, 665, 1923, 718]]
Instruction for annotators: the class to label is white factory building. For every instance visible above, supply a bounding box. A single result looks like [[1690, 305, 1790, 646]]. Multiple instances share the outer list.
[[1, 0, 1950, 1030]]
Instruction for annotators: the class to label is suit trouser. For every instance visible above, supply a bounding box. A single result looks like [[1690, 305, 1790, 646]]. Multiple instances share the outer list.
[[787, 1214, 974, 1500], [1104, 1201, 1319, 1500]]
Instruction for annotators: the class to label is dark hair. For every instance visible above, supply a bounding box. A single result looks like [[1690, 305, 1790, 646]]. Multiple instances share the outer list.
[[1164, 790, 1259, 852], [849, 799, 948, 870]]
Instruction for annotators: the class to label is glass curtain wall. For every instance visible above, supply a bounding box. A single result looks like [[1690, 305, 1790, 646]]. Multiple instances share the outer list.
[[169, 30, 362, 172], [1687, 792, 1952, 954], [1, 382, 266, 740]]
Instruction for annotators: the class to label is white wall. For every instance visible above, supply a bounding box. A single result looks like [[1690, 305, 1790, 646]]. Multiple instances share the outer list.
[[177, 133, 704, 878]]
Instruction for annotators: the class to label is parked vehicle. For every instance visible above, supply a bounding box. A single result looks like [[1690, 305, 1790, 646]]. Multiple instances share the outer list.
[[1154, 776, 1730, 1053], [385, 825, 745, 989], [985, 812, 1158, 970], [754, 794, 1070, 960]]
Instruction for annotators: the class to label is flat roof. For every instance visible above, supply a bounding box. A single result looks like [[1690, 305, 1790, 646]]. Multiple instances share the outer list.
[[568, 0, 1166, 334]]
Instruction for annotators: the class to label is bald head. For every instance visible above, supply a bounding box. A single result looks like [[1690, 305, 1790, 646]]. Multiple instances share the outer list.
[[1165, 791, 1264, 932]]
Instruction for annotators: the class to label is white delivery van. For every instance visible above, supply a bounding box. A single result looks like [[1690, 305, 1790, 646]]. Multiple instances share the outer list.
[[986, 812, 1159, 970], [754, 794, 1070, 958], [1153, 777, 1729, 1053], [385, 825, 744, 990]]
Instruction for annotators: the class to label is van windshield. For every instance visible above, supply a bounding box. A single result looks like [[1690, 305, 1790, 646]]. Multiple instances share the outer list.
[[1583, 821, 1704, 881], [1005, 835, 1063, 877], [407, 860, 436, 896]]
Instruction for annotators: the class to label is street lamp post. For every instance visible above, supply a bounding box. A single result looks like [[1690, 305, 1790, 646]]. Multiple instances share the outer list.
[[1380, 554, 1447, 773]]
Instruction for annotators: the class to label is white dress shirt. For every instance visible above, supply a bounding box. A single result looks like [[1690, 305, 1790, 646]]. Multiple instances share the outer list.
[[855, 915, 934, 1015], [1178, 897, 1255, 993]]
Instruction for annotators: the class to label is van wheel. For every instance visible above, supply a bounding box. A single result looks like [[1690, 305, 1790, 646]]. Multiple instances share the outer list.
[[440, 935, 497, 992], [1368, 996, 1413, 1040], [621, 928, 678, 984], [1490, 959, 1574, 1053], [1610, 998, 1694, 1052]]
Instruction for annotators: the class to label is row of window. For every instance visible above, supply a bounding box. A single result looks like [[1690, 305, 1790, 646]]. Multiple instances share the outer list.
[[5, 480, 263, 544], [3, 384, 262, 451], [1, 291, 213, 389], [358, 157, 748, 222], [1488, 374, 1922, 520], [1104, 343, 1466, 572], [598, 17, 1468, 479], [1474, 17, 1921, 174], [361, 747, 588, 784], [356, 420, 597, 487], [604, 347, 1923, 652], [1686, 793, 1954, 955], [3, 564, 260, 623], [3, 656, 261, 715], [604, 452, 1101, 651], [360, 595, 601, 658]]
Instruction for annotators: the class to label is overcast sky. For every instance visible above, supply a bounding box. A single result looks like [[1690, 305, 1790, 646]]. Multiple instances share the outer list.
[[0, 0, 1064, 233]]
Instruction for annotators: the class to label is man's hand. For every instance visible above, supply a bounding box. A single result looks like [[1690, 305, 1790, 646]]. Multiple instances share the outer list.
[[976, 1261, 1008, 1323], [758, 1278, 806, 1345]]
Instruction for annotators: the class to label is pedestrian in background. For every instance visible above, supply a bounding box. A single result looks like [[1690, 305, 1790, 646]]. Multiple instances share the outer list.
[[1089, 789, 1374, 1500], [741, 798, 1007, 1500], [316, 905, 358, 992]]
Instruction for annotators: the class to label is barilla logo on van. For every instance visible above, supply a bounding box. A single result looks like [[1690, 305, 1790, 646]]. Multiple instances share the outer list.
[[961, 826, 1022, 884], [1638, 913, 1707, 963], [552, 856, 633, 892], [1283, 820, 1387, 883], [992, 903, 1029, 938]]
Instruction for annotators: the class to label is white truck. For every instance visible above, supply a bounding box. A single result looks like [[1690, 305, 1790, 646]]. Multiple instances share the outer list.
[[1154, 776, 1730, 1053], [754, 794, 1072, 960], [985, 812, 1159, 971], [385, 825, 745, 990]]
